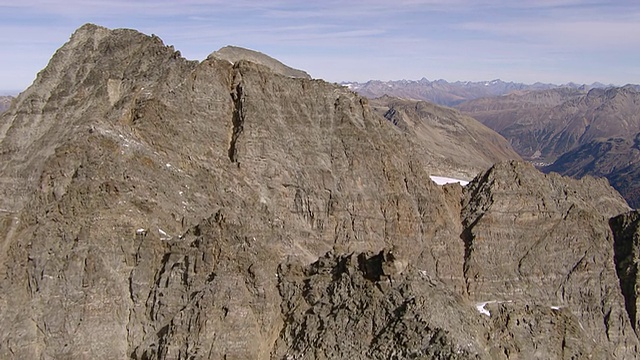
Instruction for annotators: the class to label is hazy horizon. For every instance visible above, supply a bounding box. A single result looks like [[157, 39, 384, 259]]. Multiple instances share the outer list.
[[1, 1, 639, 91]]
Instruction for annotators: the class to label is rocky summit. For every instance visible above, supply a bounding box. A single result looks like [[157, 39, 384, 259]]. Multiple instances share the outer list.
[[0, 24, 639, 359]]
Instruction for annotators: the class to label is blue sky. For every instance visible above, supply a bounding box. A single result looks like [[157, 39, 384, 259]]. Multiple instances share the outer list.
[[1, 0, 639, 93]]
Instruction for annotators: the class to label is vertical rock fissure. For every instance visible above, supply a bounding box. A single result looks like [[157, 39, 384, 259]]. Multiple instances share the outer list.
[[460, 200, 490, 297], [228, 82, 245, 163], [460, 223, 476, 296], [609, 211, 640, 332]]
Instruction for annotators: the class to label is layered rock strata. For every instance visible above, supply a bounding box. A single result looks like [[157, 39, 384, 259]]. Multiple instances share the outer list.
[[0, 24, 638, 359]]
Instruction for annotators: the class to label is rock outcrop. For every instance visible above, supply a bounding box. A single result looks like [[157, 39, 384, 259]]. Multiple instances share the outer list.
[[462, 161, 636, 358], [0, 24, 639, 359], [0, 95, 12, 113]]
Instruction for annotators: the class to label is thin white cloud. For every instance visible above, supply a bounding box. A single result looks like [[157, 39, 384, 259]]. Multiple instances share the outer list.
[[458, 19, 640, 49], [0, 0, 639, 89]]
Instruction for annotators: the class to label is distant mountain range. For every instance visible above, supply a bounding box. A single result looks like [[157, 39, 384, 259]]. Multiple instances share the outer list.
[[543, 134, 640, 208], [346, 77, 640, 208], [343, 78, 621, 106], [456, 85, 640, 208]]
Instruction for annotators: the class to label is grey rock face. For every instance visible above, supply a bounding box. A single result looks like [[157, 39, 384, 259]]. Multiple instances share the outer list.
[[0, 24, 639, 359], [462, 161, 637, 358], [210, 45, 311, 79], [273, 251, 483, 359]]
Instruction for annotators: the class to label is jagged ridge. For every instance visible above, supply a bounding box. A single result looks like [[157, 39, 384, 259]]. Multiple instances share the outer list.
[[0, 24, 638, 360]]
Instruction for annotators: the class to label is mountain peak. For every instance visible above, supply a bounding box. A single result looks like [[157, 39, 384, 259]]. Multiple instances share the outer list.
[[72, 22, 110, 37], [2, 24, 639, 359], [209, 45, 311, 79]]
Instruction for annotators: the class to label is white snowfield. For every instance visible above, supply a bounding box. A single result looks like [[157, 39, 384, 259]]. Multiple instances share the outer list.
[[429, 176, 470, 186], [475, 301, 493, 316], [474, 300, 515, 317]]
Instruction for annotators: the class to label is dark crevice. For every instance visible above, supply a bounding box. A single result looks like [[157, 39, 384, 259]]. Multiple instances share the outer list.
[[358, 252, 385, 282], [228, 83, 245, 163], [460, 224, 475, 296], [609, 211, 640, 333]]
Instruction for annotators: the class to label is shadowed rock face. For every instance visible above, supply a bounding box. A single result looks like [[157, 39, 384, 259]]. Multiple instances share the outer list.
[[611, 211, 640, 333], [0, 23, 639, 359]]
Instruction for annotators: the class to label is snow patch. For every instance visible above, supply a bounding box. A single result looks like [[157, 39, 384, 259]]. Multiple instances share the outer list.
[[475, 300, 513, 317], [475, 301, 493, 316], [430, 176, 469, 186], [158, 228, 172, 240]]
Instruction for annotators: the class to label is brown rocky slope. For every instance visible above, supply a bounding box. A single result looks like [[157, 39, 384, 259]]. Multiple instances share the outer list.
[[455, 87, 589, 163], [369, 96, 521, 179], [0, 24, 639, 359]]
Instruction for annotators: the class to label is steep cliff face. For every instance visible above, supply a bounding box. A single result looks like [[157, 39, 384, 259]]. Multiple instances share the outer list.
[[0, 24, 466, 359], [611, 211, 640, 333], [0, 24, 638, 359], [462, 161, 636, 358]]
